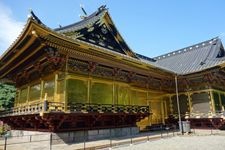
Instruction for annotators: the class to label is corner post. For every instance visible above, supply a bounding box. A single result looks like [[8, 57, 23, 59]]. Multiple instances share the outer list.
[[175, 75, 183, 134]]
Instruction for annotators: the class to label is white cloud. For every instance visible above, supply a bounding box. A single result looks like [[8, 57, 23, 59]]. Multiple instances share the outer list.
[[0, 3, 25, 56]]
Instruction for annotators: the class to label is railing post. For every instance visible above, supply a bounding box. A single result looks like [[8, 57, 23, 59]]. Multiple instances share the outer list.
[[160, 125, 163, 138], [130, 127, 133, 146], [83, 130, 86, 150], [110, 128, 112, 148], [44, 100, 48, 112], [50, 133, 52, 150], [211, 124, 213, 135], [4, 136, 7, 150], [44, 93, 48, 112], [166, 127, 169, 137], [173, 125, 175, 136]]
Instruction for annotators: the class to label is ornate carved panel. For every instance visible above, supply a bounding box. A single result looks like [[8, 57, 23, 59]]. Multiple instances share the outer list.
[[114, 70, 129, 82], [68, 58, 89, 74], [76, 23, 126, 54], [131, 74, 148, 88], [44, 47, 66, 70], [92, 65, 114, 79]]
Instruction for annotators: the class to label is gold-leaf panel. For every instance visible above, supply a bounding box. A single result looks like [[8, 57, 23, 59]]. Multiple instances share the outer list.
[[67, 79, 88, 104], [91, 82, 113, 104]]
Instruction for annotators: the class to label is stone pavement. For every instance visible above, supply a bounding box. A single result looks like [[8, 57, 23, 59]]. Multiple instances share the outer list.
[[0, 129, 224, 150]]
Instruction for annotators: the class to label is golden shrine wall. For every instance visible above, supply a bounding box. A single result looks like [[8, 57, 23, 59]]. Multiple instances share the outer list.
[[66, 74, 150, 106], [165, 89, 225, 120], [212, 89, 225, 112], [14, 74, 59, 106], [13, 55, 174, 128], [67, 79, 88, 104]]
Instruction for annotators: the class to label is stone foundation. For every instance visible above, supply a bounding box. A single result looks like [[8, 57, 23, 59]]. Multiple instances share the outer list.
[[9, 127, 139, 144]]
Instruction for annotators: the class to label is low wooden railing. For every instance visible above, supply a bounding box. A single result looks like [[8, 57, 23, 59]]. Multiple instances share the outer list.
[[0, 101, 149, 117], [181, 111, 225, 119], [67, 103, 149, 114]]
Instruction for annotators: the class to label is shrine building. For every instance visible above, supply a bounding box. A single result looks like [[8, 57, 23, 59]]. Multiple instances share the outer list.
[[1, 5, 225, 136]]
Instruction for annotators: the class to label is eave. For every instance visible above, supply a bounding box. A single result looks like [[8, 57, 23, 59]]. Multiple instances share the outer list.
[[0, 17, 175, 81], [0, 18, 48, 79], [41, 26, 175, 78]]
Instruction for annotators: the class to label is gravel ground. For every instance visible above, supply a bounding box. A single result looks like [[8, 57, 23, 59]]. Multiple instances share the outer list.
[[1, 130, 225, 150], [115, 135, 225, 150]]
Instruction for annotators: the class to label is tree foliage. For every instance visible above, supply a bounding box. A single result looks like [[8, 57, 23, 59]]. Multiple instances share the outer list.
[[0, 83, 16, 110]]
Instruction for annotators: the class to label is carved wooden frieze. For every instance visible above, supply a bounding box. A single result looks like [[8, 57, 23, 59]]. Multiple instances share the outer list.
[[66, 58, 175, 91], [92, 65, 114, 79], [131, 74, 148, 88], [44, 47, 66, 70], [114, 70, 129, 82], [68, 58, 89, 74]]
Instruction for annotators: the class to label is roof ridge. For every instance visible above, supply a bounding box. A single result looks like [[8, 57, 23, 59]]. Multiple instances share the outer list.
[[55, 5, 107, 32], [154, 37, 219, 60]]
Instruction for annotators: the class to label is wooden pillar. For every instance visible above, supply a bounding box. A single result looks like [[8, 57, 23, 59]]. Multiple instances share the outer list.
[[161, 100, 165, 124], [87, 78, 91, 103], [147, 92, 151, 126], [26, 86, 30, 104], [64, 76, 68, 111], [218, 92, 222, 111], [164, 100, 168, 120], [169, 95, 173, 114], [209, 90, 215, 113], [128, 88, 131, 105], [40, 80, 44, 102], [64, 55, 69, 111], [16, 90, 21, 106], [112, 82, 115, 104], [54, 73, 59, 102], [187, 92, 192, 114]]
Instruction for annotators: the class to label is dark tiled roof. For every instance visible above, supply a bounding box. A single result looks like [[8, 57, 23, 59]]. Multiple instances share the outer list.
[[54, 5, 138, 58], [151, 38, 225, 75], [55, 6, 107, 33], [31, 7, 225, 75]]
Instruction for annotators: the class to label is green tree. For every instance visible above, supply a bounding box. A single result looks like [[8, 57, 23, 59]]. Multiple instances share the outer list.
[[0, 83, 16, 110]]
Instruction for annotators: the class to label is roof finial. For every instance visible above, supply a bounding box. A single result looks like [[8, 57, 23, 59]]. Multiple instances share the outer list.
[[29, 9, 43, 24], [80, 4, 87, 17], [98, 5, 106, 11]]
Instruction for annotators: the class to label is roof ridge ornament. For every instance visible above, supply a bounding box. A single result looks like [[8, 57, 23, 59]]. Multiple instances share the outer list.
[[29, 9, 43, 24], [80, 4, 87, 20], [98, 5, 106, 11]]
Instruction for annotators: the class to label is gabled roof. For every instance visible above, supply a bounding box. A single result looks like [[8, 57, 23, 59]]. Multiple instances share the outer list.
[[2, 6, 225, 79], [152, 38, 225, 75], [55, 5, 138, 58], [0, 7, 175, 82]]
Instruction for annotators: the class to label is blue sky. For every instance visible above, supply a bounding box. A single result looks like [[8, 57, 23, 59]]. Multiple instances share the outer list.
[[0, 0, 225, 57]]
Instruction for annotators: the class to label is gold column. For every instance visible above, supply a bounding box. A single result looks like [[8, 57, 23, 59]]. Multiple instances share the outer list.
[[218, 92, 222, 111], [64, 76, 68, 111], [164, 100, 168, 120], [26, 86, 30, 104], [54, 73, 59, 102], [40, 80, 44, 102], [209, 90, 215, 113], [169, 95, 173, 114], [161, 100, 165, 124], [128, 88, 131, 105], [87, 78, 91, 103], [187, 92, 192, 113], [16, 90, 21, 106], [64, 55, 69, 111], [112, 82, 115, 104]]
